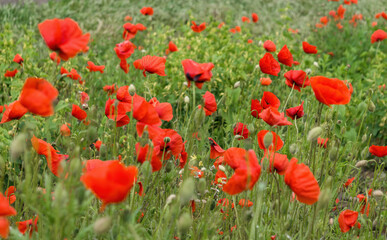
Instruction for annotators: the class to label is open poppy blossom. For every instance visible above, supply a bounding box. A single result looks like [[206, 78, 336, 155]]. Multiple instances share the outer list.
[[71, 104, 87, 122], [302, 41, 318, 54], [122, 23, 147, 40], [61, 67, 82, 84], [16, 216, 38, 237], [284, 158, 320, 204], [277, 45, 293, 67], [252, 13, 259, 23], [0, 218, 9, 239], [49, 52, 60, 65], [168, 41, 178, 52], [310, 76, 352, 107], [81, 161, 138, 211], [200, 91, 217, 116], [181, 59, 214, 89], [344, 177, 355, 188], [357, 194, 370, 216], [191, 21, 206, 33], [238, 199, 253, 207], [259, 53, 280, 76], [80, 92, 89, 104], [371, 29, 387, 43], [369, 145, 387, 157], [263, 40, 276, 52], [60, 123, 71, 136], [222, 148, 261, 195], [103, 84, 118, 96], [4, 187, 16, 205], [286, 101, 304, 120], [241, 16, 250, 23], [213, 170, 227, 188], [284, 70, 310, 92], [140, 7, 153, 15], [133, 55, 166, 77], [338, 210, 360, 233], [336, 5, 346, 19], [4, 69, 18, 77], [0, 101, 28, 124], [13, 54, 23, 65], [93, 140, 103, 151], [19, 77, 59, 117], [38, 18, 90, 61], [317, 137, 328, 148], [149, 97, 173, 121], [0, 193, 17, 216], [135, 143, 152, 164], [260, 77, 272, 86], [261, 92, 281, 109], [105, 98, 131, 127], [114, 40, 136, 73], [251, 99, 263, 118], [209, 137, 225, 159], [233, 122, 250, 139], [133, 94, 161, 126], [86, 61, 105, 73], [257, 130, 283, 152], [262, 151, 289, 175]]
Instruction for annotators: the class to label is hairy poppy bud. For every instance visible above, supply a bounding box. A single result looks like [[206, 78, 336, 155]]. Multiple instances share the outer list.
[[313, 62, 319, 68], [317, 188, 331, 211], [362, 134, 368, 143], [307, 127, 323, 142], [194, 107, 206, 126], [218, 165, 226, 173], [289, 143, 298, 155], [94, 216, 112, 235], [305, 68, 312, 75], [263, 132, 273, 149], [177, 212, 192, 233], [355, 160, 368, 168], [329, 218, 334, 225], [197, 178, 206, 195], [372, 190, 383, 198], [86, 127, 98, 142], [129, 84, 136, 96], [179, 178, 195, 205], [234, 81, 240, 88], [53, 183, 68, 208], [10, 133, 27, 161], [0, 157, 5, 178], [368, 101, 376, 112], [166, 194, 176, 205], [184, 96, 190, 104], [329, 147, 337, 161]]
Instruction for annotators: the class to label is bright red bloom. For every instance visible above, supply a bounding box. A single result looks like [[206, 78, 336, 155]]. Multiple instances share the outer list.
[[310, 76, 352, 107], [201, 91, 217, 116], [191, 21, 206, 33], [251, 99, 263, 118], [336, 23, 343, 30], [60, 123, 71, 136], [114, 40, 136, 73], [116, 86, 132, 103], [31, 136, 68, 177], [317, 137, 328, 148], [357, 194, 370, 216], [86, 61, 105, 73], [38, 18, 90, 61], [4, 187, 16, 205], [80, 92, 89, 104], [257, 130, 284, 152], [261, 92, 281, 109], [238, 199, 253, 207], [71, 105, 87, 122], [49, 52, 60, 65], [259, 53, 280, 76], [260, 77, 272, 86], [19, 77, 59, 117], [218, 22, 225, 29], [263, 40, 276, 52], [286, 101, 304, 120], [284, 70, 310, 92], [135, 143, 152, 164], [262, 151, 289, 175], [133, 94, 161, 126], [213, 170, 227, 188], [369, 145, 387, 157], [338, 210, 360, 233], [209, 138, 225, 159], [241, 16, 250, 23], [13, 54, 23, 65], [0, 101, 28, 124], [181, 59, 214, 89], [252, 13, 259, 23], [371, 29, 387, 43], [149, 97, 173, 121], [320, 16, 329, 25], [302, 41, 318, 54], [93, 140, 102, 151], [0, 217, 9, 239], [133, 55, 166, 77], [190, 166, 204, 178], [105, 98, 131, 127], [247, 39, 253, 44], [122, 23, 146, 40], [233, 122, 250, 139], [344, 177, 355, 187], [81, 161, 138, 211], [16, 216, 38, 237], [277, 45, 293, 67], [337, 5, 346, 19], [0, 193, 17, 216], [140, 7, 153, 15], [4, 69, 18, 77], [222, 148, 261, 195], [168, 41, 178, 52], [124, 16, 132, 21], [103, 84, 118, 96], [61, 67, 82, 84], [284, 158, 320, 204]]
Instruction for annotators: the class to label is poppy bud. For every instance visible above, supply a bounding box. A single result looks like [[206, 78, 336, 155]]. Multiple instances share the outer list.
[[10, 133, 27, 161], [263, 132, 273, 149], [307, 127, 323, 142], [0, 156, 5, 178], [355, 160, 368, 168], [194, 107, 206, 126], [218, 165, 226, 173], [368, 101, 376, 112], [184, 96, 190, 104], [289, 143, 298, 155], [372, 190, 384, 198], [69, 157, 82, 174], [129, 84, 136, 96], [248, 123, 255, 133], [329, 218, 334, 225], [362, 134, 368, 143], [166, 194, 176, 205], [317, 188, 331, 211], [305, 68, 312, 75], [86, 127, 98, 142], [93, 216, 112, 235], [197, 178, 206, 195], [165, 160, 173, 172], [179, 178, 195, 205], [177, 212, 192, 234], [164, 137, 171, 143], [313, 62, 319, 68], [53, 183, 68, 208], [329, 147, 337, 161], [99, 144, 108, 159], [234, 81, 240, 88]]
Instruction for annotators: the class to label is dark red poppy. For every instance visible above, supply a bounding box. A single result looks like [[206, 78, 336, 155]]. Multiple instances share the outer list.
[[262, 151, 289, 175], [19, 77, 59, 117], [252, 13, 259, 23], [284, 70, 310, 92], [241, 16, 250, 23], [38, 18, 90, 61], [263, 40, 276, 52], [317, 137, 328, 148], [103, 84, 118, 96], [259, 53, 280, 76], [140, 7, 153, 15], [13, 54, 23, 65], [105, 98, 131, 127], [49, 52, 60, 65], [277, 45, 293, 67], [149, 97, 173, 121], [81, 161, 138, 211], [4, 69, 18, 77], [200, 91, 217, 116], [86, 61, 105, 73], [310, 76, 352, 107], [16, 216, 38, 237], [72, 104, 87, 121], [261, 92, 281, 109], [371, 29, 387, 43], [191, 21, 206, 33], [0, 101, 28, 124], [222, 148, 261, 195], [259, 107, 292, 126], [133, 55, 166, 77], [257, 130, 284, 152], [284, 158, 320, 204], [181, 59, 214, 89], [302, 41, 318, 54], [233, 122, 250, 139], [60, 123, 71, 136], [286, 101, 304, 120], [369, 145, 387, 157], [168, 41, 178, 52], [338, 210, 360, 233], [209, 137, 225, 159]]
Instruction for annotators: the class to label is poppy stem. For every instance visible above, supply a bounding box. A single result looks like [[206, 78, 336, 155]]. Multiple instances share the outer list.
[[192, 85, 196, 113]]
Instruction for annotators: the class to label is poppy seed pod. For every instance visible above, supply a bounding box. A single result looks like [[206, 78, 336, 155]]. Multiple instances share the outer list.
[[177, 212, 192, 234], [93, 216, 112, 235], [179, 178, 195, 205], [307, 127, 323, 142], [263, 132, 273, 149], [368, 101, 375, 112], [128, 84, 136, 96]]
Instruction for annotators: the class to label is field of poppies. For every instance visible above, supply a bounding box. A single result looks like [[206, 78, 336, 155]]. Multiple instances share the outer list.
[[0, 0, 386, 239]]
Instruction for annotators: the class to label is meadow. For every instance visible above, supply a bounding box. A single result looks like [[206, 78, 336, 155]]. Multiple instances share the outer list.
[[0, 0, 386, 239]]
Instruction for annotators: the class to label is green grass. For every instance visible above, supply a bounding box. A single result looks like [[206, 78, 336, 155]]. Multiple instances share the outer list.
[[0, 0, 386, 239]]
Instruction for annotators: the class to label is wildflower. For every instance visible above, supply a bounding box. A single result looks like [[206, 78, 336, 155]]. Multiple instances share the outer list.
[[259, 53, 280, 76], [260, 77, 272, 86], [181, 59, 214, 89], [49, 52, 60, 65], [140, 7, 153, 15], [168, 41, 178, 52], [371, 29, 387, 43], [344, 177, 355, 187], [133, 55, 166, 77], [16, 216, 38, 237], [105, 98, 131, 127], [60, 123, 71, 136], [252, 13, 259, 22], [262, 150, 289, 175], [191, 21, 206, 33], [233, 122, 250, 139], [13, 54, 23, 65], [263, 40, 276, 52], [317, 137, 329, 148], [86, 61, 105, 73], [310, 76, 352, 107], [369, 145, 387, 157], [286, 101, 304, 120], [257, 130, 283, 152], [209, 138, 225, 159], [259, 107, 292, 126], [199, 91, 217, 116], [0, 101, 28, 124], [4, 69, 18, 77], [338, 210, 360, 233], [277, 45, 293, 67], [241, 16, 250, 23], [302, 41, 318, 54]]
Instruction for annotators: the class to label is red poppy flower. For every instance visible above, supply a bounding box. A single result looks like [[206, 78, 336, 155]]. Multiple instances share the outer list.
[[200, 91, 217, 116], [81, 161, 138, 211], [122, 23, 147, 40], [241, 16, 250, 23], [0, 193, 17, 216], [181, 59, 214, 89], [302, 41, 318, 54], [336, 23, 343, 29], [338, 210, 360, 233], [114, 40, 136, 73], [93, 140, 102, 151], [38, 18, 90, 61], [86, 61, 105, 73], [260, 77, 272, 86], [320, 16, 329, 25], [213, 170, 227, 188], [233, 122, 250, 139], [140, 7, 153, 15], [16, 216, 38, 237], [257, 130, 284, 152], [31, 136, 68, 177], [13, 54, 23, 65], [105, 98, 131, 127], [238, 199, 253, 207], [337, 5, 346, 19], [135, 143, 152, 164], [4, 69, 18, 77], [61, 67, 82, 83], [261, 92, 281, 109], [357, 194, 370, 216], [284, 70, 310, 92], [251, 99, 263, 118], [317, 137, 328, 148], [252, 13, 259, 23], [369, 145, 387, 157], [191, 21, 206, 33], [247, 39, 253, 44], [0, 106, 3, 114], [277, 45, 293, 67], [262, 151, 289, 175], [80, 92, 89, 104], [284, 158, 320, 204], [49, 52, 60, 65], [371, 29, 387, 43], [209, 138, 225, 159], [263, 40, 276, 52], [124, 16, 132, 21], [83, 159, 119, 173], [4, 187, 16, 205], [133, 94, 161, 126], [344, 177, 355, 187], [133, 55, 166, 77], [310, 76, 352, 107], [259, 53, 280, 76], [190, 166, 204, 178], [19, 77, 59, 117], [72, 105, 87, 122], [259, 107, 292, 126], [60, 123, 71, 136], [288, 28, 299, 34], [286, 101, 304, 120], [103, 84, 118, 96], [222, 148, 261, 195], [218, 22, 225, 29], [0, 101, 28, 124], [0, 217, 10, 239], [168, 41, 178, 52], [149, 97, 173, 121], [115, 86, 131, 104]]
